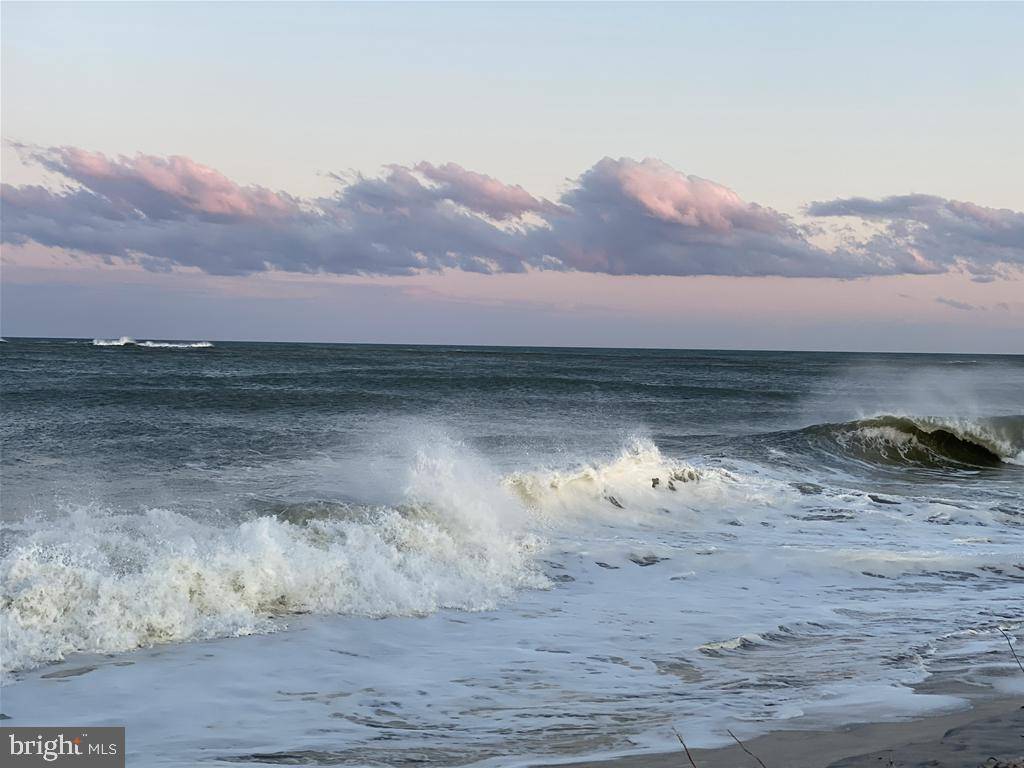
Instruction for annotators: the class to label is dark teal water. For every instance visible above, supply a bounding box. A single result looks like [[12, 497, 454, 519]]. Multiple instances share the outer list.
[[3, 338, 1022, 522]]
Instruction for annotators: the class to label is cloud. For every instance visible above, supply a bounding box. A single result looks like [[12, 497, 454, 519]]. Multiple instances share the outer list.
[[531, 157, 883, 277], [3, 145, 1023, 281], [2, 153, 525, 276], [27, 146, 300, 221], [808, 194, 1024, 281], [414, 161, 563, 220], [935, 296, 983, 311]]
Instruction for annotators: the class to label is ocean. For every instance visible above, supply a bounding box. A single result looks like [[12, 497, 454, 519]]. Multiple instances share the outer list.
[[1, 337, 1022, 766]]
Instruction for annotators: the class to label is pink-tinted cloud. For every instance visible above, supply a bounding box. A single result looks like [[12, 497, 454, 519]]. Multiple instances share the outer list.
[[593, 157, 778, 233], [415, 161, 563, 220], [538, 156, 852, 276], [3, 145, 1023, 280], [28, 145, 298, 221]]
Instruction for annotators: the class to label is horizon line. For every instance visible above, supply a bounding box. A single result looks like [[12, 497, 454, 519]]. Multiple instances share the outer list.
[[3, 334, 1021, 358]]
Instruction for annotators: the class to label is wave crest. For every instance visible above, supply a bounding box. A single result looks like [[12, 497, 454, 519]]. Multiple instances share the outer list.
[[814, 414, 1024, 467], [1, 500, 545, 674], [92, 337, 213, 348], [504, 438, 737, 518]]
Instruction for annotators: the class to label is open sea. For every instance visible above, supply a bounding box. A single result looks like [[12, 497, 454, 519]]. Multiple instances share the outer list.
[[1, 337, 1022, 766]]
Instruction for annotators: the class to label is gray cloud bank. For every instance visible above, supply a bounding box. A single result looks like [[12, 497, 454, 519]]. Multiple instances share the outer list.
[[807, 194, 1024, 282], [3, 146, 1022, 280]]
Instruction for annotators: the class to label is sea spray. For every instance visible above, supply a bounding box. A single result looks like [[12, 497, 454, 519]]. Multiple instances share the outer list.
[[1, 502, 546, 674]]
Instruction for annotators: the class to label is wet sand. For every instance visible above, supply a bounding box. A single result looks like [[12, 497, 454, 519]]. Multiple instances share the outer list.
[[536, 680, 1023, 768]]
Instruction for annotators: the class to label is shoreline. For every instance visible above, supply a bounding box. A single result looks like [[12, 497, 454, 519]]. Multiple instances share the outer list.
[[535, 687, 1023, 768], [4, 629, 1022, 767]]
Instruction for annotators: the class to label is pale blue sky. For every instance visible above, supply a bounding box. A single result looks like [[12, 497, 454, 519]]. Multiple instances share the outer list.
[[2, 2, 1023, 351], [5, 2, 1021, 209]]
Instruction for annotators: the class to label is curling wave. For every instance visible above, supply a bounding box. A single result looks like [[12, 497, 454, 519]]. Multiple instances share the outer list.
[[92, 336, 213, 348], [807, 414, 1024, 468]]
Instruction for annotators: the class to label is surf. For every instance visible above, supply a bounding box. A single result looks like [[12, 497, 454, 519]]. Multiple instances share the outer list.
[[504, 437, 740, 521], [92, 337, 213, 348], [797, 414, 1024, 468], [0, 437, 747, 675], [0, 502, 546, 675], [3, 425, 1019, 677], [0, 437, 549, 675]]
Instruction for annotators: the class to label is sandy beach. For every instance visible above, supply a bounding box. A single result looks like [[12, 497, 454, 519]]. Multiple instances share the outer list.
[[541, 677, 1023, 768]]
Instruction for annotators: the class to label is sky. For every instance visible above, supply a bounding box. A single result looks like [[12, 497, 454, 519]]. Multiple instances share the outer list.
[[2, 1, 1022, 352]]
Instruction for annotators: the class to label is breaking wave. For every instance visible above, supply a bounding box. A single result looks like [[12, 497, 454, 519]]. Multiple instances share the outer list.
[[92, 336, 213, 348], [505, 437, 740, 520], [0, 437, 761, 675], [3, 427, 1017, 676], [1, 505, 544, 675], [807, 414, 1024, 468], [0, 440, 549, 674]]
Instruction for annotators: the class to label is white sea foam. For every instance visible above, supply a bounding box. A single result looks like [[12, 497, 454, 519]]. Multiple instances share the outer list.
[[504, 437, 744, 523], [138, 340, 213, 348], [3, 432, 1022, 767], [92, 337, 213, 348], [92, 336, 138, 346], [0, 441, 547, 674], [9, 429, 1021, 676], [1, 509, 545, 674], [1, 437, 736, 674]]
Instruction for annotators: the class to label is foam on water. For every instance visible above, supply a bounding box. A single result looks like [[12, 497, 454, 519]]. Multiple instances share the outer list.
[[92, 336, 213, 348], [1, 440, 547, 674], [5, 445, 1019, 765], [5, 431, 1019, 679], [504, 437, 739, 522], [3, 342, 1023, 765], [2, 377, 1022, 765]]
